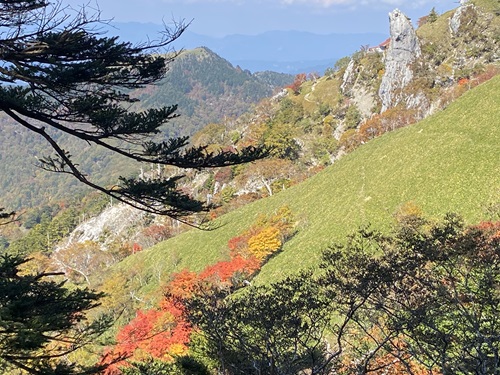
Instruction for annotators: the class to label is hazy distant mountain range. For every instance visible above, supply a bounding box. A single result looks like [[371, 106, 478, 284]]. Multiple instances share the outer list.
[[108, 22, 387, 74]]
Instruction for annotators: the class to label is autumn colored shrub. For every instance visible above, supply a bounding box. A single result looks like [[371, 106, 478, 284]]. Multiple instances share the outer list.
[[102, 305, 191, 374], [142, 224, 172, 243], [473, 64, 499, 86], [199, 256, 260, 285], [228, 234, 250, 254], [439, 65, 499, 109], [104, 207, 297, 372], [439, 83, 468, 108], [165, 269, 199, 300], [287, 73, 307, 94], [227, 206, 297, 261], [103, 254, 262, 373], [247, 226, 282, 261], [117, 308, 189, 359], [358, 106, 418, 143]]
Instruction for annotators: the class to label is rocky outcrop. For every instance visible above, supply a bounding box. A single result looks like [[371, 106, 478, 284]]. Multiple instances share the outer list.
[[340, 59, 355, 94], [378, 9, 421, 112], [340, 58, 378, 119], [449, 0, 473, 35], [57, 203, 148, 250]]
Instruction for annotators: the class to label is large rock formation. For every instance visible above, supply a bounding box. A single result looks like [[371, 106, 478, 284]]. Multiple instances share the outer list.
[[378, 9, 421, 112]]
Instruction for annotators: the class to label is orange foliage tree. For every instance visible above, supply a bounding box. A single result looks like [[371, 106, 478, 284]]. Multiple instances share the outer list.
[[102, 255, 261, 373]]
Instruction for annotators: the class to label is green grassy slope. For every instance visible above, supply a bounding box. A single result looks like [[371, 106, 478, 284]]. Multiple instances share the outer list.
[[115, 75, 500, 293]]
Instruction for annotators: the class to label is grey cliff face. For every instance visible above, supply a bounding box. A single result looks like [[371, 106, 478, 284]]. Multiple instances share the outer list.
[[449, 1, 474, 35], [378, 9, 421, 112]]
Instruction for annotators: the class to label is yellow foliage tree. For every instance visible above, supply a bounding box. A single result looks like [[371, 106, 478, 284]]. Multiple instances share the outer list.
[[247, 226, 282, 261]]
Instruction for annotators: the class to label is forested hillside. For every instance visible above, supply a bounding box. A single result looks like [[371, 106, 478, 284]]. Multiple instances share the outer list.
[[0, 47, 291, 210], [132, 47, 293, 136]]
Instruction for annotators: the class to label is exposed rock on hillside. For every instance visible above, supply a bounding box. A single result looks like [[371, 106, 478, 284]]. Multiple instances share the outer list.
[[379, 9, 421, 112], [340, 59, 356, 94], [340, 52, 382, 119], [59, 204, 147, 250], [450, 0, 474, 35]]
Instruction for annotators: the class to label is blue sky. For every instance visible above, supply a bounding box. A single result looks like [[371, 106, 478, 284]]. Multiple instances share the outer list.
[[65, 0, 455, 36]]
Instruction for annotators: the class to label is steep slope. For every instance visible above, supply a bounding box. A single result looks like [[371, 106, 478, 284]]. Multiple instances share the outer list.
[[111, 74, 500, 296], [341, 0, 499, 120]]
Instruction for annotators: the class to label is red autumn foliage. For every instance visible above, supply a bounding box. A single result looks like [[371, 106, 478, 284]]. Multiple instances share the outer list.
[[228, 234, 250, 253], [287, 73, 307, 94], [132, 242, 142, 254], [102, 254, 263, 373], [142, 224, 172, 243], [468, 221, 500, 260], [102, 302, 191, 374], [199, 256, 260, 283], [472, 220, 500, 236]]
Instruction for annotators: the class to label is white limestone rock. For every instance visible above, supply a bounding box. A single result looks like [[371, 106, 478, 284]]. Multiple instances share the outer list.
[[378, 9, 421, 112]]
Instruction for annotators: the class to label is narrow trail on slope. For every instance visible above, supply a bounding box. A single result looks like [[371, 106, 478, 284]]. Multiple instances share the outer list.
[[304, 81, 318, 103]]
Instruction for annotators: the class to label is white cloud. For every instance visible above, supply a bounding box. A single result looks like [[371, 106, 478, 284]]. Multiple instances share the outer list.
[[161, 0, 442, 7], [280, 0, 352, 6], [278, 0, 441, 7]]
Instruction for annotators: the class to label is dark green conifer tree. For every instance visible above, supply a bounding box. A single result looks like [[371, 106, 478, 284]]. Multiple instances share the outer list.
[[0, 1, 267, 373], [0, 0, 266, 221], [0, 253, 111, 374]]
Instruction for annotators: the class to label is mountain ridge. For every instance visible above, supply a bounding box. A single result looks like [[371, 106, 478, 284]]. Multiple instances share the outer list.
[[108, 24, 388, 73], [1, 3, 498, 367], [0, 47, 291, 210]]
